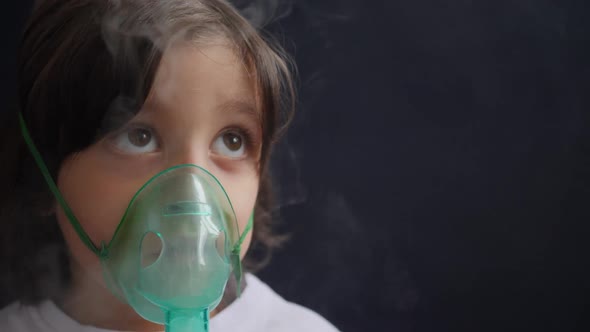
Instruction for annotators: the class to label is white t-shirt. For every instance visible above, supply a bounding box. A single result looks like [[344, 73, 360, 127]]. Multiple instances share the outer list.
[[0, 274, 339, 332]]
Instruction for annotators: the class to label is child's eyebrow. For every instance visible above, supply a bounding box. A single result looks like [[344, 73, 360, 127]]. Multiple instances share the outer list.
[[219, 99, 261, 124]]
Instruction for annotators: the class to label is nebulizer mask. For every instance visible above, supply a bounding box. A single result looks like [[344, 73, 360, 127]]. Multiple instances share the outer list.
[[19, 114, 252, 332]]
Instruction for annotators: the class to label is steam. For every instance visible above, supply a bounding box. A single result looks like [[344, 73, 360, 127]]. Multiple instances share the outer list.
[[231, 0, 295, 28], [272, 142, 308, 210]]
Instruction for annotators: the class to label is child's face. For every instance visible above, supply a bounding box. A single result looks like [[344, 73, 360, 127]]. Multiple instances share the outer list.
[[55, 42, 259, 285]]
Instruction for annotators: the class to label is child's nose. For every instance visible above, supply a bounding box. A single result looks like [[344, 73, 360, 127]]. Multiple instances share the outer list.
[[166, 146, 210, 169]]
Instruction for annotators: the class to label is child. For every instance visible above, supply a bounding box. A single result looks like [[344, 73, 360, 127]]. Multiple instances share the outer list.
[[0, 0, 339, 331]]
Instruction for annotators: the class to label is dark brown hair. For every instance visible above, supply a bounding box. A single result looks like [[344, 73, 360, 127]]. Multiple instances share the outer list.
[[0, 0, 295, 304]]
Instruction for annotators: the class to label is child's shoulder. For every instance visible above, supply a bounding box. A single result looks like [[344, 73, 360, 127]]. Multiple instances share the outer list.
[[1, 277, 341, 332], [212, 274, 340, 332], [0, 301, 45, 332], [0, 300, 105, 332]]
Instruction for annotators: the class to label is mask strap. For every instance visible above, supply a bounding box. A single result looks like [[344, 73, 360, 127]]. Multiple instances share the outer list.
[[18, 113, 102, 257], [237, 212, 254, 248], [231, 212, 254, 296]]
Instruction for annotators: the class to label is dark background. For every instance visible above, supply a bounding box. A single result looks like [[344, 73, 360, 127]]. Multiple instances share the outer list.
[[2, 1, 590, 332]]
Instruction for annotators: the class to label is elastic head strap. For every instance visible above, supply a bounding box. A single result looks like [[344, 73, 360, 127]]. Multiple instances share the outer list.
[[20, 110, 252, 265], [231, 212, 254, 296], [236, 212, 254, 249], [18, 113, 102, 256]]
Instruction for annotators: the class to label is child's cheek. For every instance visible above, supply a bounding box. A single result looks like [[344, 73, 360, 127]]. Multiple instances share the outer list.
[[219, 169, 258, 257], [59, 164, 133, 238], [56, 148, 144, 264]]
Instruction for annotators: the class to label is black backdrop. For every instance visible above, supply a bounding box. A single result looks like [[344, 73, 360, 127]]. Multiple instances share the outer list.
[[2, 1, 590, 332]]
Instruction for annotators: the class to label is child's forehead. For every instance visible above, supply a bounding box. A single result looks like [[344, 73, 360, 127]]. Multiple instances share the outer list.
[[138, 42, 260, 122], [155, 42, 248, 85]]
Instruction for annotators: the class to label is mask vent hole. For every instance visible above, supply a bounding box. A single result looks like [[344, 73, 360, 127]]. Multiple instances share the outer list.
[[140, 231, 163, 269]]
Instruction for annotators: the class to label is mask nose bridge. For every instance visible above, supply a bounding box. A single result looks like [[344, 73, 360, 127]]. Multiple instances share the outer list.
[[152, 170, 220, 239], [162, 201, 213, 217]]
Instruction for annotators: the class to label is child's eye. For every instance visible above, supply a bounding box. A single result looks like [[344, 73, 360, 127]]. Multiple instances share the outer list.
[[211, 130, 246, 159], [112, 126, 159, 154]]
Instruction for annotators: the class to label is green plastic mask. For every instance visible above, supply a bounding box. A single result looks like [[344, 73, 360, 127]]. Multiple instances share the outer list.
[[19, 114, 253, 332]]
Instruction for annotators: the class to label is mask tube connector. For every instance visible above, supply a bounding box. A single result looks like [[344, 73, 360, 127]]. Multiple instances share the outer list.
[[166, 309, 209, 332]]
